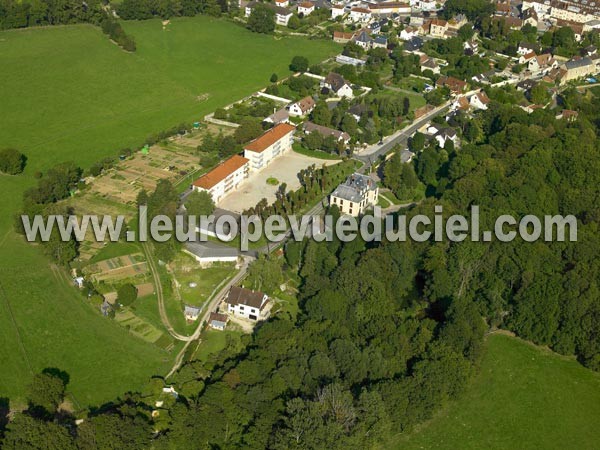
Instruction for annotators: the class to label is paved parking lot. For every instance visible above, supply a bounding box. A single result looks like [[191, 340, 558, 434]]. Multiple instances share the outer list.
[[218, 151, 340, 213]]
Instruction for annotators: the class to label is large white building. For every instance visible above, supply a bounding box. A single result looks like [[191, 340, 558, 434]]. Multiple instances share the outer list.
[[331, 5, 345, 18], [245, 1, 294, 26], [330, 173, 379, 216], [368, 1, 411, 15], [192, 155, 250, 203], [349, 7, 372, 22], [243, 123, 295, 171], [522, 0, 600, 24], [226, 286, 269, 321]]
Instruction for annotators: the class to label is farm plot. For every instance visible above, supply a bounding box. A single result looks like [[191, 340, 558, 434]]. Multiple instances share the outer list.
[[85, 253, 148, 283], [87, 146, 199, 205], [115, 309, 173, 349]]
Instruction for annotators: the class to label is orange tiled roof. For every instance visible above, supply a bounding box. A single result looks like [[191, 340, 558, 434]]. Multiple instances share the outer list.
[[193, 155, 249, 190], [244, 123, 296, 153]]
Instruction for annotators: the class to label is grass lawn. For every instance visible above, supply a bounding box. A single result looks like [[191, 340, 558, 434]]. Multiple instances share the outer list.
[[0, 234, 172, 409], [292, 143, 343, 160], [174, 262, 236, 307], [0, 17, 338, 406], [377, 196, 391, 208], [193, 328, 244, 363], [394, 333, 600, 450], [87, 241, 142, 265]]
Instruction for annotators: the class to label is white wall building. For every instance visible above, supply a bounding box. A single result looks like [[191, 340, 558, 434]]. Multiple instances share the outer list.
[[330, 173, 379, 216], [192, 154, 250, 203], [243, 123, 295, 171], [331, 5, 346, 18], [298, 1, 315, 15], [226, 286, 269, 321], [350, 7, 372, 22]]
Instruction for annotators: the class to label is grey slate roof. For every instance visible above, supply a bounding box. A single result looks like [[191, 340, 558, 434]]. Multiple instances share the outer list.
[[184, 305, 201, 315], [331, 173, 377, 203], [304, 121, 350, 141], [565, 57, 594, 69], [324, 72, 349, 92]]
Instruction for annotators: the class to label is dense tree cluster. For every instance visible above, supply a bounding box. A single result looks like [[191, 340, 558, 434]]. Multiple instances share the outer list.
[[100, 15, 136, 52], [0, 148, 26, 174], [0, 0, 104, 29], [4, 89, 600, 449], [117, 0, 227, 20], [247, 4, 275, 34], [407, 93, 600, 370]]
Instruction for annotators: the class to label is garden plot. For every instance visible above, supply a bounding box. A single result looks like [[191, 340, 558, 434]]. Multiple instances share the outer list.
[[85, 253, 148, 282], [115, 309, 172, 349], [87, 146, 199, 205]]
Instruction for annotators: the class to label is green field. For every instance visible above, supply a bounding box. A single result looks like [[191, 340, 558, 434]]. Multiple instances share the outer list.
[[0, 17, 338, 406], [395, 334, 600, 450]]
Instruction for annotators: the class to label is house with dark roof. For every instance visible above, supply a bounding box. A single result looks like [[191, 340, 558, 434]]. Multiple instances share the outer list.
[[404, 36, 424, 52], [209, 312, 229, 330], [516, 79, 538, 91], [518, 42, 537, 56], [560, 56, 598, 83], [426, 123, 458, 147], [226, 286, 269, 321], [330, 173, 378, 216], [436, 75, 468, 94], [321, 73, 354, 98], [264, 107, 290, 125], [303, 121, 351, 144], [348, 103, 369, 121]]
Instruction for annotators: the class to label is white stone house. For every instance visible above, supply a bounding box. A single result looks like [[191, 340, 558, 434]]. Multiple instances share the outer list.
[[330, 173, 379, 216], [245, 1, 293, 26], [331, 5, 345, 19], [226, 286, 269, 321], [469, 91, 490, 110], [298, 1, 315, 15], [321, 72, 354, 98], [350, 7, 372, 23], [288, 96, 316, 117]]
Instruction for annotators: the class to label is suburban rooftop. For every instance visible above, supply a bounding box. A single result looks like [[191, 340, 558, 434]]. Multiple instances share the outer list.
[[193, 154, 249, 190], [244, 123, 296, 153]]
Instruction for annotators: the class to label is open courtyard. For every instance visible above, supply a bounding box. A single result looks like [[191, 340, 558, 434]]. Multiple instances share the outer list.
[[218, 150, 341, 213]]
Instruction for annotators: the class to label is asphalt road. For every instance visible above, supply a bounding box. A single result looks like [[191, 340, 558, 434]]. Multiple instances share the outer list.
[[354, 101, 452, 165]]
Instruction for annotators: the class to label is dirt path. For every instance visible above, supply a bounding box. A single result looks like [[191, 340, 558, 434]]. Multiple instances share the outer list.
[[165, 259, 250, 378], [141, 242, 190, 342]]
